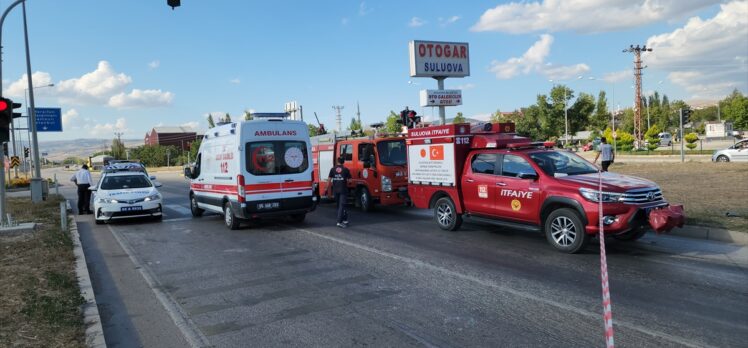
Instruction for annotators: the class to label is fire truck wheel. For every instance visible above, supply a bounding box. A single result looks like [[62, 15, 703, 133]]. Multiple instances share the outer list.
[[190, 194, 204, 217], [223, 202, 241, 230], [358, 187, 373, 212], [545, 208, 589, 253], [612, 227, 647, 241], [434, 197, 462, 231]]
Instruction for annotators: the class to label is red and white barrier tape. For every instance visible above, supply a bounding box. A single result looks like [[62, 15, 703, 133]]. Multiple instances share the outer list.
[[599, 170, 615, 348]]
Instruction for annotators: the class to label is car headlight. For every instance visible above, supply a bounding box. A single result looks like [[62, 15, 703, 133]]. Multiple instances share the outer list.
[[381, 176, 392, 192], [144, 193, 161, 202], [98, 198, 119, 204], [579, 188, 623, 203]]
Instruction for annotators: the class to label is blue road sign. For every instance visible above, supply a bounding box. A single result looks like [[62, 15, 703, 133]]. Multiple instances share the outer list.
[[34, 107, 63, 132]]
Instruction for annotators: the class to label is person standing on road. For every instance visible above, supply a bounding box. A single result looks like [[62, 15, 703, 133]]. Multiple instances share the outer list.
[[327, 156, 351, 228], [593, 137, 615, 172], [71, 164, 93, 214]]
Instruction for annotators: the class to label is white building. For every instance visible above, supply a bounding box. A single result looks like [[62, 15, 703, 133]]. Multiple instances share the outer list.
[[705, 121, 733, 138]]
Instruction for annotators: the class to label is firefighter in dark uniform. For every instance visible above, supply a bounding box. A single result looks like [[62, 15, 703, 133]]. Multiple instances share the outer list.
[[327, 156, 351, 228]]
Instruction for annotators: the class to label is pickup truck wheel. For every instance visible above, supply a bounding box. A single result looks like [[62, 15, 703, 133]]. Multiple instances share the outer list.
[[434, 197, 462, 231], [223, 202, 241, 230], [190, 194, 204, 217], [545, 208, 589, 253], [359, 187, 373, 212], [717, 155, 729, 162]]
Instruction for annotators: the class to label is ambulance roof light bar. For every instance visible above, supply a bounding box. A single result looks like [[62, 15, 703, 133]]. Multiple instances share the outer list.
[[251, 112, 291, 119]]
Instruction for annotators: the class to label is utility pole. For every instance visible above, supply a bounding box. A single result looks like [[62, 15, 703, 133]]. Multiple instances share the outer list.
[[332, 105, 344, 133], [114, 131, 124, 159], [623, 44, 652, 148], [679, 109, 685, 163], [356, 101, 361, 129]]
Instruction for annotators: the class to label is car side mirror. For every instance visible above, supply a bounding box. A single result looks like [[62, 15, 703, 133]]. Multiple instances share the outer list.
[[150, 175, 157, 180], [154, 182, 163, 188], [183, 167, 193, 179], [518, 172, 538, 180]]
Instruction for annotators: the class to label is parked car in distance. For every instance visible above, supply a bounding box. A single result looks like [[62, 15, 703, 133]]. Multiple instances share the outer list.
[[712, 139, 748, 162], [658, 132, 673, 146]]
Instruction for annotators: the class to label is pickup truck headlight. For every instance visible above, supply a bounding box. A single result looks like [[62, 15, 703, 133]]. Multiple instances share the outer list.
[[144, 193, 161, 202], [97, 198, 119, 204], [579, 188, 623, 203], [381, 176, 392, 192]]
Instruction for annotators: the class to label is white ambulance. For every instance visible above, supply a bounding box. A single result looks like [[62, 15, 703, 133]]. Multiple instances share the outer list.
[[184, 114, 316, 229]]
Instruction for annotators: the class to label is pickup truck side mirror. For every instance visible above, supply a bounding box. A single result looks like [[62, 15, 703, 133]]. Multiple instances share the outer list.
[[518, 172, 538, 180]]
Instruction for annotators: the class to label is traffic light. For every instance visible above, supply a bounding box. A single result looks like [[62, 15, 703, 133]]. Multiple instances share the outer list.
[[407, 110, 420, 128], [682, 108, 691, 124], [24, 147, 30, 158], [0, 97, 22, 143], [399, 109, 408, 125], [2, 143, 7, 156]]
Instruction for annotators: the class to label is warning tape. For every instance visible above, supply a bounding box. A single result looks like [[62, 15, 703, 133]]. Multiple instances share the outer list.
[[599, 170, 615, 347]]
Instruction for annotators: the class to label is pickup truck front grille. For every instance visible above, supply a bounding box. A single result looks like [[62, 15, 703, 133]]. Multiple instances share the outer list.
[[621, 188, 664, 204]]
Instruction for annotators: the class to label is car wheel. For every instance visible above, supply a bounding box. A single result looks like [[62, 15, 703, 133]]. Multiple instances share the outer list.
[[359, 187, 373, 212], [612, 227, 647, 241], [545, 208, 590, 253], [223, 202, 241, 230], [434, 197, 462, 231], [153, 214, 163, 222], [95, 219, 104, 225], [717, 155, 730, 162], [288, 213, 306, 224], [190, 194, 204, 217]]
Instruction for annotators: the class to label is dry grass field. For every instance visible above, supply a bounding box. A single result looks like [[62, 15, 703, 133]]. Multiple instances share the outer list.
[[613, 162, 748, 232]]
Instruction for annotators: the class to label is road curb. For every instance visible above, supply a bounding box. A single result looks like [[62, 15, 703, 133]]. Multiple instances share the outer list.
[[68, 204, 107, 348], [668, 225, 748, 245]]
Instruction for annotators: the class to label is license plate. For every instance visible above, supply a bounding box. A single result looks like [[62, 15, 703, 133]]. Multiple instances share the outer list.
[[257, 202, 280, 210], [121, 206, 143, 212]]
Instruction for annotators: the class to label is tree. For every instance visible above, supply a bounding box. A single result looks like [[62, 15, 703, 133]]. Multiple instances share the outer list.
[[384, 111, 401, 134], [452, 112, 466, 124], [348, 117, 362, 131], [224, 113, 232, 123], [567, 92, 595, 137], [207, 114, 216, 128], [111, 137, 126, 160], [644, 124, 662, 151], [490, 109, 507, 123], [721, 89, 748, 129], [308, 123, 321, 136], [189, 139, 201, 163], [590, 90, 610, 132], [244, 110, 253, 121]]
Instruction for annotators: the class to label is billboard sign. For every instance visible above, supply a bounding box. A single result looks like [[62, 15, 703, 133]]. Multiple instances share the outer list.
[[420, 89, 462, 107], [409, 40, 470, 78], [34, 107, 63, 132]]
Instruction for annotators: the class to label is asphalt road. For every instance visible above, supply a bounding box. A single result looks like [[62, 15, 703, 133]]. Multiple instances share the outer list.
[[55, 169, 748, 348]]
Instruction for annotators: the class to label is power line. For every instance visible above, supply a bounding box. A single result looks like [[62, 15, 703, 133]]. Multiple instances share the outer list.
[[332, 105, 344, 133]]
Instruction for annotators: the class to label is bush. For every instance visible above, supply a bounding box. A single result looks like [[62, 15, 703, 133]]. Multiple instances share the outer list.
[[644, 125, 662, 151], [685, 132, 699, 150]]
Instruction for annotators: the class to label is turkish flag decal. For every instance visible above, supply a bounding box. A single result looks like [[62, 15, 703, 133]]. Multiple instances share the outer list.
[[429, 145, 444, 160]]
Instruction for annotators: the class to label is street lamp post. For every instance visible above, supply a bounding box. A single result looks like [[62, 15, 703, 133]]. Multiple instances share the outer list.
[[549, 76, 583, 146]]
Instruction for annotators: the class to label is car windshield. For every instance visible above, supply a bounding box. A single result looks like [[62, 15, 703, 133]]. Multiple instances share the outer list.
[[100, 174, 153, 190], [530, 151, 599, 176], [376, 140, 407, 166]]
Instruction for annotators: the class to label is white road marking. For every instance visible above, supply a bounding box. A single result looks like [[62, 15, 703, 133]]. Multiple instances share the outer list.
[[292, 226, 713, 348], [107, 225, 211, 348]]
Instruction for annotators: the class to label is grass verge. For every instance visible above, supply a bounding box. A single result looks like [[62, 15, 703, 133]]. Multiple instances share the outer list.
[[613, 162, 748, 232], [0, 196, 85, 347]]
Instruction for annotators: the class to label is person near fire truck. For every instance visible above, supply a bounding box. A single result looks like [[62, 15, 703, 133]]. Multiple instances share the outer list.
[[327, 156, 351, 228], [593, 137, 615, 171]]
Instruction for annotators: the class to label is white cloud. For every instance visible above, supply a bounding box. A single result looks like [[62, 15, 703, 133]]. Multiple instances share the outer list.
[[489, 34, 589, 80], [108, 89, 174, 108], [456, 83, 475, 90], [229, 78, 241, 84], [646, 1, 748, 98], [409, 17, 426, 27], [471, 0, 720, 34], [439, 16, 461, 26], [62, 109, 79, 128], [89, 118, 127, 136], [181, 121, 199, 130], [359, 2, 372, 16], [148, 60, 160, 69], [3, 71, 54, 98], [602, 70, 630, 83], [56, 61, 132, 104]]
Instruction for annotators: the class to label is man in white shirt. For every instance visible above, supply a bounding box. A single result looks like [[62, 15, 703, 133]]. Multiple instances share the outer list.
[[71, 164, 93, 214], [593, 137, 615, 172]]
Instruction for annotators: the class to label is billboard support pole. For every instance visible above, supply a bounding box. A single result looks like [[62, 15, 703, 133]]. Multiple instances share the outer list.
[[436, 77, 446, 125]]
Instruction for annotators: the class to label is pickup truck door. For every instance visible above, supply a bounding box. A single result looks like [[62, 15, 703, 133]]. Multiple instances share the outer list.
[[495, 154, 541, 223], [461, 152, 500, 217]]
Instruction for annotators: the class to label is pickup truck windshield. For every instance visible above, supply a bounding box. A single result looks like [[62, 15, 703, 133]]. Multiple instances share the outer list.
[[530, 151, 599, 176], [377, 140, 407, 166]]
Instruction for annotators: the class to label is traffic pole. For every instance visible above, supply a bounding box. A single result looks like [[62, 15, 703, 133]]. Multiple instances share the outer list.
[[679, 109, 684, 163]]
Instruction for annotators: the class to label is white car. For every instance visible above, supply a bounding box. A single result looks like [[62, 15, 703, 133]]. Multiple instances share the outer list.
[[712, 139, 748, 162], [91, 171, 163, 224]]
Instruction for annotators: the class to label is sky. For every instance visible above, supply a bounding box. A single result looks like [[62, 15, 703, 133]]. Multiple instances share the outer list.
[[1, 0, 746, 141]]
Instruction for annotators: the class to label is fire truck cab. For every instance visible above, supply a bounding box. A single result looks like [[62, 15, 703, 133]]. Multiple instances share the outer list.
[[312, 134, 408, 211], [407, 122, 683, 253]]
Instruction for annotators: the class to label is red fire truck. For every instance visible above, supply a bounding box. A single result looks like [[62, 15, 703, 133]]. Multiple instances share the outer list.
[[407, 122, 684, 253], [312, 134, 409, 211]]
